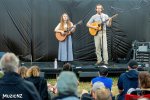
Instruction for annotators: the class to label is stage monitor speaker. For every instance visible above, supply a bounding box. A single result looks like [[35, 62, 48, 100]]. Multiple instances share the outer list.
[[79, 71, 99, 81], [79, 71, 99, 78]]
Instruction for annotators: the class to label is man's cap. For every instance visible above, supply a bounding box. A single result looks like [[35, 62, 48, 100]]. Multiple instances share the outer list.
[[128, 59, 138, 69], [98, 65, 108, 75]]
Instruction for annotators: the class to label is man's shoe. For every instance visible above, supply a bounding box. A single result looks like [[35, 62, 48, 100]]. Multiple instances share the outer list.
[[104, 61, 108, 65], [95, 61, 101, 65]]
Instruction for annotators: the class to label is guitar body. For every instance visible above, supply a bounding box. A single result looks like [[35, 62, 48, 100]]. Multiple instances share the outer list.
[[55, 20, 83, 41], [89, 22, 102, 36], [89, 14, 118, 36], [55, 32, 71, 42]]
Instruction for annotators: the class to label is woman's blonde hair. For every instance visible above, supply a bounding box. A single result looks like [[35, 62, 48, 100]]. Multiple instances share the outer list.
[[18, 66, 28, 78], [59, 13, 71, 31], [27, 65, 40, 77]]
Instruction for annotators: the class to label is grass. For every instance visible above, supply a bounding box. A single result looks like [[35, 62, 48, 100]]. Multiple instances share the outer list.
[[0, 71, 4, 78], [47, 76, 119, 96]]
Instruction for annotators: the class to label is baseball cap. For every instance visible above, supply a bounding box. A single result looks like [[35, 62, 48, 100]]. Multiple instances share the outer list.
[[128, 59, 138, 69], [99, 65, 108, 75]]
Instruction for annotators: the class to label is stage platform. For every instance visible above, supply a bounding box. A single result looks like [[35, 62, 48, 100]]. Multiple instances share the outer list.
[[21, 61, 145, 78]]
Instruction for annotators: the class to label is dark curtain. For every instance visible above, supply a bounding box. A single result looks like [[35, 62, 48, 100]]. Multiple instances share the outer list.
[[0, 0, 150, 62]]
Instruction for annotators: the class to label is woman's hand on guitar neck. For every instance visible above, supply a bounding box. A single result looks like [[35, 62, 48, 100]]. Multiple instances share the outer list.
[[107, 18, 112, 27]]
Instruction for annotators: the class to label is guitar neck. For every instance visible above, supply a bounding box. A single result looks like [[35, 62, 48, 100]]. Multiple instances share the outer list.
[[68, 21, 82, 31], [102, 14, 118, 24]]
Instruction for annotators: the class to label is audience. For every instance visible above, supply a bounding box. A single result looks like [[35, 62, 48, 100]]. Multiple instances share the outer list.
[[18, 66, 28, 78], [48, 63, 73, 95], [91, 65, 113, 90], [117, 59, 139, 100], [0, 52, 41, 100], [1, 52, 145, 100], [52, 71, 79, 100], [81, 82, 106, 100], [138, 72, 150, 90], [62, 63, 72, 71], [127, 71, 150, 95], [26, 65, 49, 100], [95, 88, 112, 100]]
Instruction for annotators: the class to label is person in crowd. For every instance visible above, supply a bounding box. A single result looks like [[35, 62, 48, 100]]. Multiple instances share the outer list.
[[127, 71, 150, 95], [138, 72, 150, 90], [91, 65, 113, 90], [18, 66, 28, 78], [86, 4, 112, 65], [117, 59, 139, 100], [26, 65, 48, 100], [81, 82, 106, 100], [54, 13, 76, 63], [52, 71, 79, 100], [0, 52, 41, 100], [62, 63, 72, 71], [95, 87, 112, 100]]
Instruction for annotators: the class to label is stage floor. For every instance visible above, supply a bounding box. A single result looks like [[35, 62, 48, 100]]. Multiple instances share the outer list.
[[20, 61, 144, 78]]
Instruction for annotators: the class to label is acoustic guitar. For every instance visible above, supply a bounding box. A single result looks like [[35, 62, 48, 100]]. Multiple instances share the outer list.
[[89, 14, 118, 36], [55, 20, 82, 41]]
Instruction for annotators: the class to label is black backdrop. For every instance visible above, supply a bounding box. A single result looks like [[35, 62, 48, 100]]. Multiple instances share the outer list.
[[0, 0, 150, 62]]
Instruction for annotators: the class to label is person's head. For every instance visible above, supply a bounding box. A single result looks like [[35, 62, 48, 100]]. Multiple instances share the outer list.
[[95, 4, 104, 14], [60, 13, 71, 30], [62, 63, 72, 71], [0, 52, 19, 73], [128, 59, 138, 70], [60, 13, 71, 24], [61, 13, 69, 21], [98, 65, 108, 76], [91, 82, 105, 98], [18, 66, 28, 78], [57, 71, 78, 95], [95, 88, 112, 100], [92, 82, 105, 92], [138, 71, 150, 89], [27, 65, 40, 77]]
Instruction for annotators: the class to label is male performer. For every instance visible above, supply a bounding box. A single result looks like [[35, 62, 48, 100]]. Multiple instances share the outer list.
[[87, 4, 112, 65]]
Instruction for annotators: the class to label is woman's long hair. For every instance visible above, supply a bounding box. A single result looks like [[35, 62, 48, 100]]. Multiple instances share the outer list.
[[18, 66, 28, 78], [27, 66, 40, 77], [59, 13, 71, 31], [139, 72, 150, 88]]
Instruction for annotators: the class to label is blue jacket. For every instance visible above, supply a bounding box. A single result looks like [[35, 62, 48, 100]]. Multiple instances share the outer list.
[[91, 76, 113, 90], [117, 70, 139, 100], [0, 72, 41, 100]]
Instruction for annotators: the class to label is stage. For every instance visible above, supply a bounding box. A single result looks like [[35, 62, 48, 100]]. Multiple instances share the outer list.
[[21, 61, 145, 79]]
